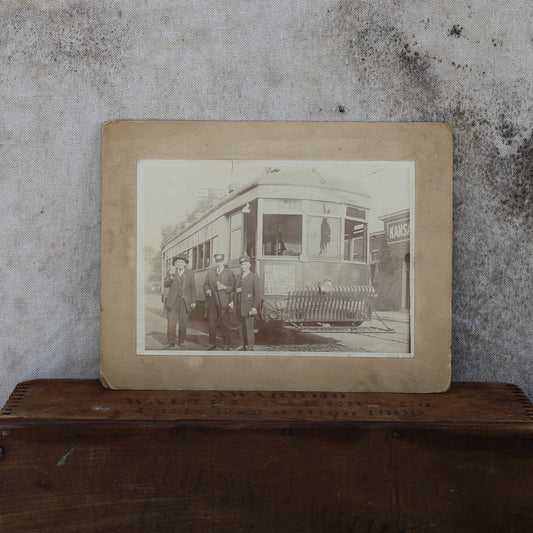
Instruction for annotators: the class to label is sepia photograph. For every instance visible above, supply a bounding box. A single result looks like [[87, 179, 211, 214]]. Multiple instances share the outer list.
[[101, 121, 451, 392], [137, 159, 414, 358]]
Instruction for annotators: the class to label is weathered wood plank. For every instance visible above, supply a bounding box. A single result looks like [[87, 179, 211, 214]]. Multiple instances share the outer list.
[[1, 380, 532, 426], [0, 380, 532, 532]]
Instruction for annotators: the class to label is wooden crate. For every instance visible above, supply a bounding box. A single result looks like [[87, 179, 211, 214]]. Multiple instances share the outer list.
[[1, 380, 532, 532]]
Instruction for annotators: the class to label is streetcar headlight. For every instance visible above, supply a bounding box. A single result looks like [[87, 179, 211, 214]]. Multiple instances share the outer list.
[[268, 310, 279, 320], [318, 279, 334, 293]]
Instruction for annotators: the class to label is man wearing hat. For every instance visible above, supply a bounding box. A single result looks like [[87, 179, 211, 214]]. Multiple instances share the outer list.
[[234, 256, 261, 351], [203, 253, 235, 350], [163, 254, 196, 348]]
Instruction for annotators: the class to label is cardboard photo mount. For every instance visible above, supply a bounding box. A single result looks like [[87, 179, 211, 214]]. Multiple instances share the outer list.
[[101, 121, 452, 392]]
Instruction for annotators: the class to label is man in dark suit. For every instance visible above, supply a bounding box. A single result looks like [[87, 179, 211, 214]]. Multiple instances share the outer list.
[[234, 256, 261, 351], [164, 254, 196, 348], [203, 253, 235, 350]]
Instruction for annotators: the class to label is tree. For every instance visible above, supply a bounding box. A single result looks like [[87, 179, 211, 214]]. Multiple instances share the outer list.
[[159, 187, 223, 248]]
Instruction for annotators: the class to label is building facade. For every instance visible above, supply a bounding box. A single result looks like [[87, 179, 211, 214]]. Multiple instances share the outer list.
[[369, 209, 410, 312]]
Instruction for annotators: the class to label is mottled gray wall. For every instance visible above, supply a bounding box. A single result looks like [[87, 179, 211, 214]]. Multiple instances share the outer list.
[[1, 1, 531, 404]]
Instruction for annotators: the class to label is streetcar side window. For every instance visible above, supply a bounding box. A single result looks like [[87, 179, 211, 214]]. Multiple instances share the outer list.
[[191, 247, 197, 270], [189, 238, 214, 270], [344, 220, 367, 262], [204, 240, 211, 268], [262, 215, 302, 256], [198, 242, 204, 269], [211, 235, 219, 258]]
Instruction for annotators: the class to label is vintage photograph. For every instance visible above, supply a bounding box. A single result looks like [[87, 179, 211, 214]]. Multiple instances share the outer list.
[[137, 159, 414, 357]]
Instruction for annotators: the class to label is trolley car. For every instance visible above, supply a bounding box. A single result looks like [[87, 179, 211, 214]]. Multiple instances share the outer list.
[[161, 168, 375, 327]]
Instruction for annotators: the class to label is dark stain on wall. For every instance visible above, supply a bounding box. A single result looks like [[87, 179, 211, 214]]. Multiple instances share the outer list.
[[331, 1, 441, 113], [47, 6, 127, 67], [449, 24, 464, 38], [2, 4, 131, 75], [327, 0, 531, 393], [502, 132, 532, 222], [398, 43, 432, 77], [496, 114, 521, 145], [329, 0, 529, 224]]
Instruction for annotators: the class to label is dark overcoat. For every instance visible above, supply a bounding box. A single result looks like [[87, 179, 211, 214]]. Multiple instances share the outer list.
[[235, 271, 261, 317], [203, 267, 235, 309], [164, 269, 196, 312]]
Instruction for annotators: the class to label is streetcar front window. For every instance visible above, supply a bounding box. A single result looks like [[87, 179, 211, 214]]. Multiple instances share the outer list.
[[262, 215, 302, 256], [344, 220, 367, 262], [307, 216, 341, 259]]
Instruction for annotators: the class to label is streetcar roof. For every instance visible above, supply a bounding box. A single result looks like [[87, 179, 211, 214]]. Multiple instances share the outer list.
[[163, 169, 369, 250], [235, 169, 369, 197], [218, 170, 369, 213]]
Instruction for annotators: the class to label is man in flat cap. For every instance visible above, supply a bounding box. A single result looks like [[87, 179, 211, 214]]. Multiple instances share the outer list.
[[164, 254, 196, 348], [234, 256, 261, 351], [203, 253, 235, 350]]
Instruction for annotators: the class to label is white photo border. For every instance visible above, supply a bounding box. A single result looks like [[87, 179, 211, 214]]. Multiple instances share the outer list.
[[136, 159, 415, 359]]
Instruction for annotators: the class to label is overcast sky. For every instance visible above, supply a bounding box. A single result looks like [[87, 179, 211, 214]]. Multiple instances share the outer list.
[[138, 159, 413, 251]]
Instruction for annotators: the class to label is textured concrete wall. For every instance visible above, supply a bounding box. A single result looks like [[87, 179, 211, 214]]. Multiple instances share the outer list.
[[1, 1, 531, 404]]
